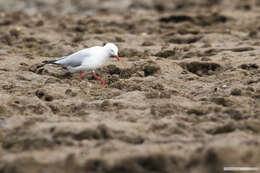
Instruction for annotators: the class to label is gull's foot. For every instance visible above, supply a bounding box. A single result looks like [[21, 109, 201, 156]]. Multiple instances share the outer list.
[[100, 79, 105, 85]]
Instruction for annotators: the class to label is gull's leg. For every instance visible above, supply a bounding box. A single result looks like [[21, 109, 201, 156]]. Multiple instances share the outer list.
[[80, 72, 82, 79], [92, 71, 105, 84]]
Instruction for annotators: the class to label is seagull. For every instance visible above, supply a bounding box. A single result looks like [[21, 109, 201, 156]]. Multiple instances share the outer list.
[[43, 43, 120, 84]]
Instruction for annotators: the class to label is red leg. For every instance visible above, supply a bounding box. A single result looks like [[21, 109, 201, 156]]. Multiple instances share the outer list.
[[80, 72, 82, 79], [92, 71, 105, 84]]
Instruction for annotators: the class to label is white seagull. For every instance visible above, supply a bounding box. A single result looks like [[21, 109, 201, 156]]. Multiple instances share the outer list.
[[43, 43, 120, 84]]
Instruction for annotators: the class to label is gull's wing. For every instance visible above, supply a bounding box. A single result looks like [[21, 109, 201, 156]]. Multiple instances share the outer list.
[[55, 48, 94, 67]]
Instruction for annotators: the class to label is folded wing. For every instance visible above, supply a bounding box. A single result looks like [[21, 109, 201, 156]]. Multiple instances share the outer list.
[[55, 49, 91, 67]]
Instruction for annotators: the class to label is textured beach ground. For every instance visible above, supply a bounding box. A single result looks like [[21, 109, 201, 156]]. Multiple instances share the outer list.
[[0, 0, 260, 172]]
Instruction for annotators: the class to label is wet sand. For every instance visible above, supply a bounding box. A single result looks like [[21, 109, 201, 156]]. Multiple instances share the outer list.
[[0, 0, 260, 173]]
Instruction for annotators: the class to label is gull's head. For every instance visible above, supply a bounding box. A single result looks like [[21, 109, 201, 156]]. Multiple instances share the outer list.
[[104, 43, 120, 61]]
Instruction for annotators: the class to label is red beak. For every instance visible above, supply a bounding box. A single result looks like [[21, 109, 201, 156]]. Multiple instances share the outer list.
[[116, 55, 120, 62]]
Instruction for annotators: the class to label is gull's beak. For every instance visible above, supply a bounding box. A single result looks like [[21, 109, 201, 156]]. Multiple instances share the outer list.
[[116, 55, 120, 62]]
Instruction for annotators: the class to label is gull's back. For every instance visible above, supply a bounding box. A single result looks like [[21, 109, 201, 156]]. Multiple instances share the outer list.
[[55, 46, 103, 67]]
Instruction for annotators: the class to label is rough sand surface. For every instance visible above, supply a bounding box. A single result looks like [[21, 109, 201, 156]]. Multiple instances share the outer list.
[[0, 0, 260, 173]]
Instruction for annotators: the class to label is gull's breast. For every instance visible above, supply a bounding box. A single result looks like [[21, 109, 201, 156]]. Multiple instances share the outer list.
[[86, 53, 108, 69]]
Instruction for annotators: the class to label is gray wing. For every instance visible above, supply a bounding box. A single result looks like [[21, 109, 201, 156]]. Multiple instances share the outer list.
[[55, 49, 91, 67]]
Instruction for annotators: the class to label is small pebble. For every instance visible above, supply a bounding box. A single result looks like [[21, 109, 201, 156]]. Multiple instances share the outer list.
[[231, 88, 242, 96]]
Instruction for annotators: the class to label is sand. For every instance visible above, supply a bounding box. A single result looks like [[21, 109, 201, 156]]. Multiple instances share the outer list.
[[0, 0, 260, 173]]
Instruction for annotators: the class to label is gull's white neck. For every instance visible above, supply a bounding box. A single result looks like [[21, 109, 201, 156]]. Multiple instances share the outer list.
[[102, 47, 111, 59]]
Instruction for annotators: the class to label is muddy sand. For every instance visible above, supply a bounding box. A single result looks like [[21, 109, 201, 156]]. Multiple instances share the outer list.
[[0, 0, 260, 173]]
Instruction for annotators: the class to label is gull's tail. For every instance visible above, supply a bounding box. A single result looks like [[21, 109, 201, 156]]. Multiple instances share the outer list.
[[42, 60, 58, 65], [42, 56, 67, 65]]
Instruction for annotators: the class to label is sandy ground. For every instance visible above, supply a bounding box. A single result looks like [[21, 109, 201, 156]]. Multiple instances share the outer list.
[[0, 0, 260, 173]]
